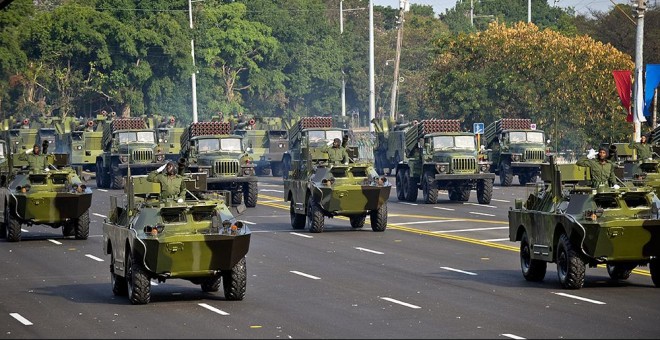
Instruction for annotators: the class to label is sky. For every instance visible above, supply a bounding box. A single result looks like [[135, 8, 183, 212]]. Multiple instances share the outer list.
[[373, 0, 626, 17]]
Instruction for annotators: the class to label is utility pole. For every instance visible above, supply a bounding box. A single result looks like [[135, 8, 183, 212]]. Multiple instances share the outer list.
[[528, 0, 531, 23], [189, 0, 198, 123], [389, 0, 408, 121], [340, 1, 346, 117], [369, 0, 375, 132], [632, 0, 648, 141]]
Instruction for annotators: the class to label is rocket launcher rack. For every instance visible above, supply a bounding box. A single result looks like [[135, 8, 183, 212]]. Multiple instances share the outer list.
[[288, 117, 333, 146], [404, 119, 461, 153]]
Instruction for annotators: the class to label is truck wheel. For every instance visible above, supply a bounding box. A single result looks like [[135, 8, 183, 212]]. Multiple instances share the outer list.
[[282, 157, 291, 179], [458, 187, 471, 202], [404, 169, 418, 202], [448, 188, 458, 201], [111, 252, 128, 296], [62, 222, 74, 237], [395, 169, 406, 201], [222, 257, 247, 301], [422, 172, 438, 204], [95, 160, 103, 188], [556, 234, 585, 289], [290, 200, 306, 229], [201, 274, 222, 292], [518, 173, 529, 186], [349, 214, 366, 229], [6, 213, 21, 242], [243, 182, 258, 208], [370, 203, 387, 232], [127, 252, 151, 305], [271, 162, 283, 177], [111, 161, 124, 189], [499, 161, 513, 187], [231, 190, 243, 205], [650, 258, 660, 287], [306, 196, 325, 233], [520, 231, 546, 282], [75, 210, 90, 240], [476, 179, 493, 204], [606, 263, 637, 281]]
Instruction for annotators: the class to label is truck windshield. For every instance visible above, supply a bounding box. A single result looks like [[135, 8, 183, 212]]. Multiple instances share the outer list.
[[432, 135, 475, 150], [117, 131, 155, 143], [510, 131, 545, 143]]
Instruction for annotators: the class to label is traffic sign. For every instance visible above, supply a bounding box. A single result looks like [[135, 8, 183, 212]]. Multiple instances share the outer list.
[[473, 122, 484, 134]]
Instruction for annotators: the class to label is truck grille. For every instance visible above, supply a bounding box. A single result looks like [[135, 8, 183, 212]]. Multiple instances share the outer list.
[[133, 149, 153, 162], [525, 150, 545, 162], [452, 158, 476, 172], [214, 160, 239, 176]]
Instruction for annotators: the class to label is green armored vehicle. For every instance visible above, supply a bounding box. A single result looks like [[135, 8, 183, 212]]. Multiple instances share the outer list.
[[102, 173, 251, 305], [485, 118, 548, 186], [394, 119, 494, 204], [0, 154, 92, 242], [508, 156, 660, 289], [180, 121, 258, 207], [283, 117, 391, 233]]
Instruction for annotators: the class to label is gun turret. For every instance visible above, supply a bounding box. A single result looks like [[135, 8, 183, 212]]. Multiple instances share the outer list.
[[13, 118, 29, 129], [235, 118, 256, 130]]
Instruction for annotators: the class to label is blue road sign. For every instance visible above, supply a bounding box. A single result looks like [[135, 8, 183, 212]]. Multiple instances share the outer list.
[[473, 123, 484, 134]]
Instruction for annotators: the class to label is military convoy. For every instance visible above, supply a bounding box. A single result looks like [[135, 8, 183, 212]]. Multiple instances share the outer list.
[[372, 116, 417, 175], [484, 118, 548, 186], [55, 113, 108, 175], [508, 156, 660, 289], [102, 173, 251, 304], [283, 117, 391, 233], [180, 121, 258, 207], [232, 116, 289, 177], [149, 115, 184, 163], [394, 119, 495, 204]]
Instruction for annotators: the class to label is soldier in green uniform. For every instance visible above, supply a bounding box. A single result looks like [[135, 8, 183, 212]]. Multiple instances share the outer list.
[[576, 147, 618, 188], [147, 161, 187, 202], [629, 135, 653, 161], [19, 144, 49, 172], [325, 138, 349, 165]]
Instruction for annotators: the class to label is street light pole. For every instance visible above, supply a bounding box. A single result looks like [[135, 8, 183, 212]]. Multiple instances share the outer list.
[[340, 1, 346, 117], [189, 0, 198, 123], [389, 0, 408, 121], [632, 0, 647, 142], [369, 0, 375, 132]]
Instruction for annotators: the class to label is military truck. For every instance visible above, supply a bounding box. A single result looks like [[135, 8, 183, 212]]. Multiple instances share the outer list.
[[180, 121, 258, 207], [148, 115, 184, 163], [484, 118, 548, 186], [508, 156, 660, 289], [0, 139, 10, 186], [54, 114, 107, 176], [0, 154, 92, 242], [102, 173, 251, 304], [2, 118, 38, 170], [232, 116, 289, 177], [394, 119, 494, 204], [95, 117, 166, 189], [283, 117, 391, 233], [372, 117, 418, 175]]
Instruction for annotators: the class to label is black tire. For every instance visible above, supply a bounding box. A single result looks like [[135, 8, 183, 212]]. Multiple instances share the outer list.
[[127, 251, 151, 305], [422, 172, 438, 204], [448, 188, 459, 201], [457, 187, 471, 202], [476, 179, 493, 204], [6, 213, 21, 242], [111, 161, 124, 190], [349, 214, 366, 229], [290, 200, 306, 229], [222, 257, 247, 301], [201, 274, 222, 292], [111, 252, 128, 296], [75, 210, 90, 240], [0, 221, 5, 239], [306, 196, 325, 233], [282, 156, 291, 179], [404, 169, 418, 202], [395, 169, 406, 201], [556, 234, 585, 289], [370, 203, 387, 232], [271, 162, 283, 177], [518, 173, 529, 186], [243, 182, 258, 208], [499, 161, 513, 187], [650, 257, 660, 287], [231, 190, 243, 205], [520, 231, 547, 282], [62, 222, 74, 237], [606, 263, 637, 281], [529, 173, 539, 184], [95, 159, 104, 188]]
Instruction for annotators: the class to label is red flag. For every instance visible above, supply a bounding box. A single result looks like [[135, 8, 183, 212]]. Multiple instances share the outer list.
[[612, 70, 632, 123]]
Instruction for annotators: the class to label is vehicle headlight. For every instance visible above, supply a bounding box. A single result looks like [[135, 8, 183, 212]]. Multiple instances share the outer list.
[[243, 168, 253, 175], [156, 154, 165, 162], [512, 155, 520, 162], [436, 164, 447, 173], [279, 143, 284, 148], [76, 145, 83, 150], [120, 155, 128, 163], [480, 164, 489, 172]]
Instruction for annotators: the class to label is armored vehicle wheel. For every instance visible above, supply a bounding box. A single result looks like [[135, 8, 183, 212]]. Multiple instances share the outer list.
[[404, 169, 418, 202], [306, 196, 325, 233], [650, 258, 660, 287], [370, 203, 387, 232], [556, 234, 585, 289], [62, 222, 75, 237], [499, 161, 513, 187], [271, 162, 283, 177], [520, 231, 546, 281], [111, 253, 128, 296], [606, 263, 637, 281], [290, 200, 306, 229], [6, 214, 21, 242], [243, 182, 258, 208], [111, 162, 124, 190], [395, 169, 406, 201], [476, 179, 493, 204], [350, 214, 366, 229], [422, 172, 438, 204], [126, 252, 151, 305], [75, 210, 90, 240], [201, 274, 222, 292], [457, 187, 471, 202], [222, 257, 247, 301]]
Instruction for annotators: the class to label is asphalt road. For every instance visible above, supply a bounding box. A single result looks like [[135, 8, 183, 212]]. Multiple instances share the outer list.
[[1, 175, 659, 339]]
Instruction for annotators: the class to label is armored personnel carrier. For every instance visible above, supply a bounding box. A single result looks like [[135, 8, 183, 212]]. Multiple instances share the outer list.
[[283, 117, 391, 233], [102, 173, 251, 304], [508, 156, 660, 289]]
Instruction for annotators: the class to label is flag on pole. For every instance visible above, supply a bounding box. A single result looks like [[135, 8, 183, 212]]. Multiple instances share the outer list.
[[644, 64, 660, 117], [613, 70, 633, 123], [635, 68, 647, 123]]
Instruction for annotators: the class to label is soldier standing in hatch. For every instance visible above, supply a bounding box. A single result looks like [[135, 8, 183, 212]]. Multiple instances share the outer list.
[[147, 161, 187, 202], [576, 147, 618, 188], [325, 138, 349, 165], [19, 143, 49, 173], [629, 135, 653, 162]]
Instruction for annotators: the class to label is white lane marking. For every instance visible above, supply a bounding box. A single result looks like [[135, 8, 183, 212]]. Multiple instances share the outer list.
[[469, 212, 496, 217], [491, 199, 510, 203], [290, 232, 313, 238], [501, 334, 526, 339], [380, 297, 421, 309], [21, 228, 28, 233], [260, 189, 284, 193], [463, 203, 497, 208], [93, 213, 107, 218], [432, 226, 508, 234], [85, 254, 104, 262], [482, 238, 510, 242], [48, 239, 62, 245], [290, 271, 321, 280], [400, 202, 418, 206], [440, 266, 477, 276], [96, 189, 108, 192], [10, 313, 33, 325], [433, 207, 455, 211], [199, 303, 230, 315], [553, 292, 606, 305], [354, 247, 384, 255], [396, 219, 465, 225], [239, 220, 256, 225], [151, 281, 159, 286]]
